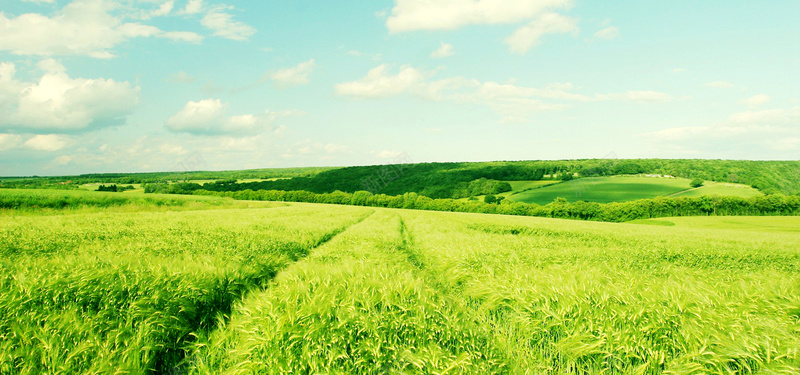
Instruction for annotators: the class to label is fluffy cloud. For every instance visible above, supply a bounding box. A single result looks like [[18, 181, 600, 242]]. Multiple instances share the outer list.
[[0, 133, 23, 151], [24, 134, 68, 151], [386, 0, 575, 53], [729, 107, 799, 125], [334, 64, 431, 98], [336, 65, 674, 122], [644, 107, 800, 149], [165, 99, 287, 136], [0, 61, 140, 133], [181, 0, 204, 15], [386, 0, 571, 32], [201, 6, 255, 40], [505, 12, 578, 53], [431, 42, 454, 58], [0, 0, 203, 58], [739, 94, 770, 107], [268, 59, 315, 86]]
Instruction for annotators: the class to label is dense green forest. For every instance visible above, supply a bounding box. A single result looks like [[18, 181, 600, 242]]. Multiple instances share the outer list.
[[142, 159, 800, 198], [0, 166, 333, 189]]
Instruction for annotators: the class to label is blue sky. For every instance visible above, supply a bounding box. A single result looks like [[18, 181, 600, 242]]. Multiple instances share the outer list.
[[0, 0, 798, 176]]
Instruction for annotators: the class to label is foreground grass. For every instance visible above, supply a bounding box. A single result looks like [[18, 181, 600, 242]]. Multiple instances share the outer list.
[[632, 216, 800, 233], [189, 210, 506, 374], [2, 200, 799, 373], [401, 211, 800, 373], [0, 204, 371, 373]]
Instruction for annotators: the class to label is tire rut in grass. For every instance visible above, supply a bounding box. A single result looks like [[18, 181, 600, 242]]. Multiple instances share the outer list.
[[185, 210, 507, 373], [390, 212, 513, 371], [156, 209, 376, 374]]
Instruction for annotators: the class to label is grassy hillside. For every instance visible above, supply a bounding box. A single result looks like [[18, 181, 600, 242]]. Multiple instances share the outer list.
[[508, 176, 691, 204], [670, 181, 763, 198], [507, 176, 763, 205], [1, 196, 798, 373]]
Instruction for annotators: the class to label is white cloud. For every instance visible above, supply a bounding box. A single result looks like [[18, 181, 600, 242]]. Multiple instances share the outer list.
[[24, 134, 67, 151], [36, 58, 67, 74], [268, 59, 315, 86], [739, 94, 770, 108], [387, 0, 575, 52], [729, 107, 799, 125], [386, 0, 572, 32], [162, 31, 203, 43], [0, 61, 140, 133], [334, 64, 430, 98], [151, 1, 174, 17], [431, 42, 454, 58], [201, 6, 255, 40], [165, 99, 288, 136], [505, 12, 578, 54], [182, 0, 204, 15], [0, 133, 23, 151], [0, 0, 203, 58], [643, 107, 800, 150], [336, 64, 674, 122], [705, 81, 734, 89], [593, 26, 619, 40]]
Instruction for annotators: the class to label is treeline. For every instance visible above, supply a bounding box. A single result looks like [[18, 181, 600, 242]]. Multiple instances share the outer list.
[[96, 184, 135, 192], [174, 159, 800, 197], [155, 176, 514, 199], [0, 166, 332, 188], [191, 189, 800, 223]]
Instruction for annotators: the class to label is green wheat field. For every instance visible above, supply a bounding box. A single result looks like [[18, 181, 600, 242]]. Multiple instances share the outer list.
[[1, 189, 798, 374]]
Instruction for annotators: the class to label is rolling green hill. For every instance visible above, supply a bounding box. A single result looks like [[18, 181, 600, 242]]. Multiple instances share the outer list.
[[506, 176, 762, 205], [508, 176, 691, 204]]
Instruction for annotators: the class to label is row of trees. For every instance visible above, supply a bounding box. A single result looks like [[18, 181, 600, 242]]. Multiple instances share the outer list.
[[190, 189, 800, 223]]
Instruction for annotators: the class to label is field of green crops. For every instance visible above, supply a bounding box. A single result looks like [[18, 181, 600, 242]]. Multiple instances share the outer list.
[[507, 176, 761, 205], [1, 189, 799, 374]]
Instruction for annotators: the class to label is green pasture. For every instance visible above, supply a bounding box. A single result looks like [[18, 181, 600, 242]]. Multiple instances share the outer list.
[[1, 189, 798, 374], [507, 176, 761, 205]]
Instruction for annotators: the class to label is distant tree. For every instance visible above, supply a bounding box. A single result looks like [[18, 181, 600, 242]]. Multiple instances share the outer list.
[[484, 195, 497, 204], [690, 178, 704, 188], [492, 181, 512, 194], [97, 184, 117, 192], [561, 173, 574, 181]]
